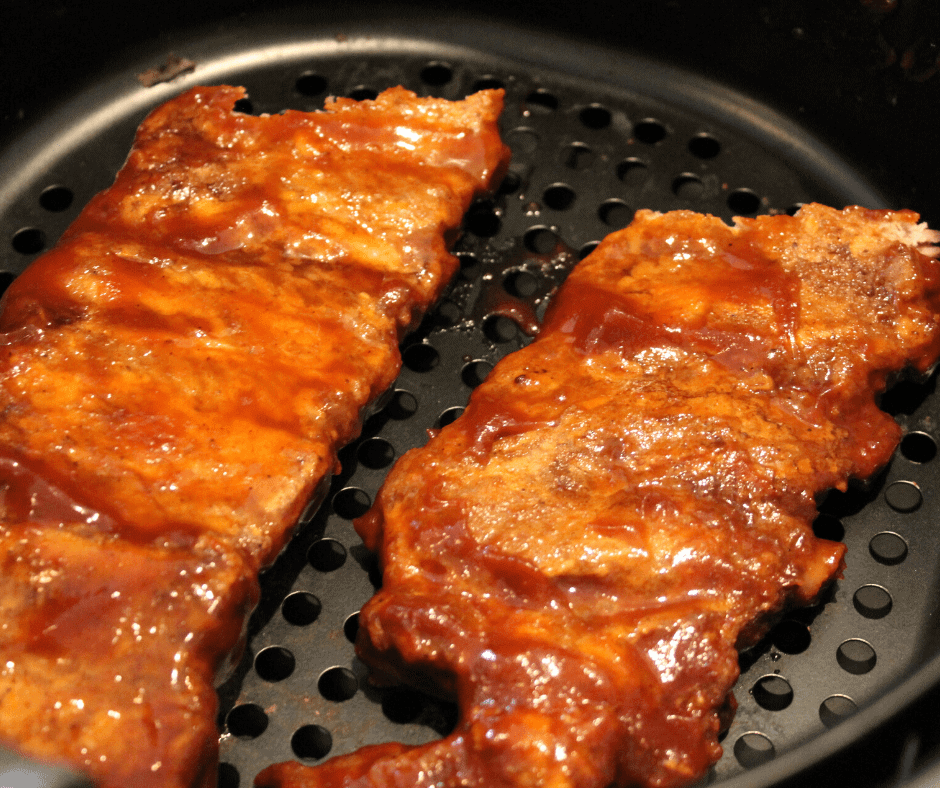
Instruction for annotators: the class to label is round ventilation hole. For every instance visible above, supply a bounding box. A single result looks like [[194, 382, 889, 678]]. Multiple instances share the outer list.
[[579, 104, 611, 130], [688, 133, 721, 159], [344, 612, 360, 643], [499, 171, 521, 195], [598, 199, 633, 229], [869, 531, 908, 565], [291, 724, 332, 761], [332, 487, 371, 519], [506, 128, 540, 156], [465, 199, 502, 237], [819, 695, 858, 728], [483, 314, 520, 343], [616, 157, 649, 186], [218, 762, 240, 788], [837, 638, 877, 675], [433, 299, 461, 328], [254, 646, 296, 683], [318, 666, 359, 702], [384, 389, 418, 420], [403, 343, 440, 372], [39, 184, 74, 212], [295, 72, 327, 96], [504, 269, 539, 298], [525, 89, 559, 112], [900, 431, 937, 463], [853, 585, 893, 619], [420, 61, 453, 86], [523, 226, 558, 255], [282, 591, 322, 626], [348, 86, 378, 101], [563, 142, 594, 170], [579, 241, 599, 259], [733, 732, 775, 769], [472, 76, 505, 92], [543, 183, 576, 211], [226, 703, 268, 739], [885, 480, 922, 513], [727, 188, 761, 215], [232, 97, 254, 115], [752, 675, 794, 711], [308, 538, 347, 572], [0, 272, 15, 297], [438, 406, 464, 428], [358, 437, 395, 469], [462, 360, 493, 388], [672, 173, 705, 200], [12, 227, 46, 255], [458, 252, 481, 280], [633, 118, 667, 144], [880, 377, 935, 416], [769, 619, 811, 654]]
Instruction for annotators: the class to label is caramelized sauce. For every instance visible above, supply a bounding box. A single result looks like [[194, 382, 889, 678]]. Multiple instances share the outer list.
[[0, 85, 509, 788], [262, 206, 940, 788]]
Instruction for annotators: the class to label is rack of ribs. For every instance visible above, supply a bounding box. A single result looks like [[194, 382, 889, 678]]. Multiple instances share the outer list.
[[258, 205, 940, 788], [0, 84, 508, 788]]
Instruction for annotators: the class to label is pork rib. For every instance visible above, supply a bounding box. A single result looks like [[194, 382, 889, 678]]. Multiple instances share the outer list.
[[0, 84, 508, 788], [258, 206, 940, 788]]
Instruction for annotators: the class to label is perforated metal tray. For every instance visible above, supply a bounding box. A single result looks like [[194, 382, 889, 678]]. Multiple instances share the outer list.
[[2, 7, 940, 788]]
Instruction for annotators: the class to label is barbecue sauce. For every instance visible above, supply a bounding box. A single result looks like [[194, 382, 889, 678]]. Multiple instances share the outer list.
[[0, 84, 509, 788], [263, 206, 940, 788]]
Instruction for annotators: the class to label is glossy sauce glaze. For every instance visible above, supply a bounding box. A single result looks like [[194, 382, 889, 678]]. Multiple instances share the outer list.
[[258, 206, 940, 788], [0, 84, 509, 788]]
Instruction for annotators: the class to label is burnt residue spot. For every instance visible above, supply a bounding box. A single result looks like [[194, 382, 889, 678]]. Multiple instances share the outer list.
[[137, 53, 197, 87]]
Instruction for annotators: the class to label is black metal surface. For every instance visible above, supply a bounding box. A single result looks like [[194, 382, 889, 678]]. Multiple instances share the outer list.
[[2, 4, 940, 788]]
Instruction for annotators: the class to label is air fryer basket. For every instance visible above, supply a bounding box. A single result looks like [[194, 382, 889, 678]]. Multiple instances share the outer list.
[[2, 3, 940, 788]]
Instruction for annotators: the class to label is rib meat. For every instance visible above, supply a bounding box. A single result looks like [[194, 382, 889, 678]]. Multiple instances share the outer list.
[[258, 206, 940, 788], [0, 85, 508, 788]]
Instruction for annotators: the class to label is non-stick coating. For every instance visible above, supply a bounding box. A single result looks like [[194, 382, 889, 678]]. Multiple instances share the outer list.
[[2, 5, 940, 788]]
